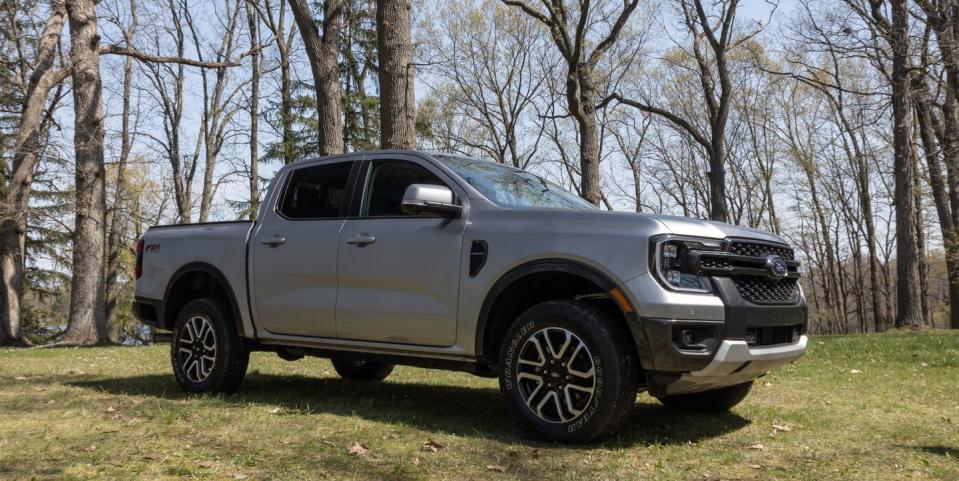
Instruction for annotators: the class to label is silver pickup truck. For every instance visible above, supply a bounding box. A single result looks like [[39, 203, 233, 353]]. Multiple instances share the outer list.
[[133, 150, 807, 442]]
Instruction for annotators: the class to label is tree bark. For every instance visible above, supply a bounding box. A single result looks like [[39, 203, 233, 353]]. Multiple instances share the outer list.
[[0, 3, 69, 345], [288, 0, 344, 155], [891, 0, 924, 328], [104, 0, 137, 343], [63, 0, 109, 344], [246, 0, 261, 218], [376, 0, 415, 149]]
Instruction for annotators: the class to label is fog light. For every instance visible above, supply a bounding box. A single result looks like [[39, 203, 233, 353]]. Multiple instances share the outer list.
[[666, 269, 681, 285], [672, 326, 715, 351]]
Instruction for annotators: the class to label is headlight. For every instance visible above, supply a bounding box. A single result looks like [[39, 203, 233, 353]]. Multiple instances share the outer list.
[[650, 235, 723, 293]]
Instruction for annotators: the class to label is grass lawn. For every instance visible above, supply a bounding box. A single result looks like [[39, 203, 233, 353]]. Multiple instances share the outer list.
[[1, 330, 957, 480]]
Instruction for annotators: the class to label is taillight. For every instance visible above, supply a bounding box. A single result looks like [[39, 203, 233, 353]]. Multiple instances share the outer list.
[[135, 238, 144, 279]]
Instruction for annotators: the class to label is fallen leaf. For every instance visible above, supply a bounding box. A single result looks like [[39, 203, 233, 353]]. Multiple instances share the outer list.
[[14, 376, 26, 380], [105, 406, 116, 413], [269, 407, 281, 414], [531, 448, 541, 459], [142, 453, 161, 461], [772, 423, 793, 432], [347, 443, 369, 456], [99, 428, 120, 434], [198, 461, 215, 469], [69, 369, 85, 375], [825, 401, 832, 405], [412, 457, 421, 466], [321, 440, 336, 447], [486, 464, 508, 473], [921, 362, 929, 367], [849, 369, 862, 374], [750, 443, 766, 451], [82, 445, 97, 452], [421, 439, 443, 453], [748, 463, 762, 470], [233, 474, 249, 480]]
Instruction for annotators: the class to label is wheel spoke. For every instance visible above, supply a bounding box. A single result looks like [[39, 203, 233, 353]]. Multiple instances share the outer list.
[[518, 337, 545, 367], [543, 329, 571, 359], [563, 387, 585, 417]]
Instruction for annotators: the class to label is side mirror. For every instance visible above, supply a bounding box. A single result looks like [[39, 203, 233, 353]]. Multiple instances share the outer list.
[[401, 184, 462, 218]]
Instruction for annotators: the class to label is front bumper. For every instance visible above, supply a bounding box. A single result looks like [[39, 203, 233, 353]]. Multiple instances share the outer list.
[[623, 272, 808, 397], [661, 335, 807, 395]]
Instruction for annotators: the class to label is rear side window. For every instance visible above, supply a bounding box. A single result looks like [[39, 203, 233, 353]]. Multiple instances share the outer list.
[[279, 161, 352, 219], [363, 160, 447, 217]]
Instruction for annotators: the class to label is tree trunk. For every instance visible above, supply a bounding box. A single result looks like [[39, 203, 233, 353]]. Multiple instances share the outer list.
[[246, 0, 261, 218], [104, 0, 138, 343], [288, 0, 344, 155], [570, 71, 602, 206], [280, 44, 294, 163], [0, 3, 69, 345], [63, 0, 109, 345], [376, 0, 415, 149], [891, 0, 924, 328]]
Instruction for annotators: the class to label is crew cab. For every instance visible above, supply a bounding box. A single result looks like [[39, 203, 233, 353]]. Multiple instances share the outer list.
[[133, 150, 807, 442]]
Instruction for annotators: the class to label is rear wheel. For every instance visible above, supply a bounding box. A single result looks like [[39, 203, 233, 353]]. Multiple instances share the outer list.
[[331, 359, 395, 381], [171, 298, 249, 393], [657, 381, 753, 412], [498, 300, 639, 442]]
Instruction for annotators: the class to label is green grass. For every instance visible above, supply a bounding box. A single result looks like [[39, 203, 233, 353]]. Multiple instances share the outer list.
[[1, 331, 958, 480]]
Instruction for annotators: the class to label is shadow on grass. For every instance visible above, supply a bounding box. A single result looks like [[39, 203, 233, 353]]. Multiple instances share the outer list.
[[910, 445, 959, 458], [69, 372, 749, 447]]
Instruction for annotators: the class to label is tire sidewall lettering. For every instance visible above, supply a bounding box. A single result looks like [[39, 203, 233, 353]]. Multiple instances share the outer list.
[[503, 320, 534, 391]]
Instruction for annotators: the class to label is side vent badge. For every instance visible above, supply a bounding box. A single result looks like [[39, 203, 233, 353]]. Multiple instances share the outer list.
[[469, 240, 488, 277]]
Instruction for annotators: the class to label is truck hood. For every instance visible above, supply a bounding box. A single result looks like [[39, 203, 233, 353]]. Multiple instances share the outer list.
[[645, 213, 787, 244]]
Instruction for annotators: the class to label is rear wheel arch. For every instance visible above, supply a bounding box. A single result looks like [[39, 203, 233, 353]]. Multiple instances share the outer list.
[[474, 258, 649, 368], [163, 262, 247, 337]]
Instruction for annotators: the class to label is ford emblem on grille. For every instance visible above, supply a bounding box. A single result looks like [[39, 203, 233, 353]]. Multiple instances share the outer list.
[[766, 255, 789, 279]]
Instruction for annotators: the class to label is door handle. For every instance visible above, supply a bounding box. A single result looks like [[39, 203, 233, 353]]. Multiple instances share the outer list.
[[262, 235, 286, 247], [345, 233, 376, 246]]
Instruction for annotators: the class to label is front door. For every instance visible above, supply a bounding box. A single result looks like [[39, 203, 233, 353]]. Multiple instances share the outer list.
[[249, 159, 355, 337], [335, 155, 466, 346]]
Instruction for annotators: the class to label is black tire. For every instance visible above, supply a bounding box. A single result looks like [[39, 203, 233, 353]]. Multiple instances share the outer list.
[[331, 359, 395, 381], [657, 381, 753, 412], [171, 298, 249, 394], [498, 300, 639, 443]]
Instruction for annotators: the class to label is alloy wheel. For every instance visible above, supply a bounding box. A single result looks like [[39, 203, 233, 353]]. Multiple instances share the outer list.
[[515, 327, 597, 423], [177, 315, 217, 383]]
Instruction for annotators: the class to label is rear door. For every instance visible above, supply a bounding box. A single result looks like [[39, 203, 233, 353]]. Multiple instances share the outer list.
[[249, 159, 358, 337], [335, 154, 466, 346]]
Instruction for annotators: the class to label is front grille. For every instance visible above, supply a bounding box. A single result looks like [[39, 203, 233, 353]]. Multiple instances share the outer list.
[[729, 241, 794, 260], [734, 276, 799, 304], [700, 256, 731, 269], [746, 324, 802, 347], [724, 240, 799, 304]]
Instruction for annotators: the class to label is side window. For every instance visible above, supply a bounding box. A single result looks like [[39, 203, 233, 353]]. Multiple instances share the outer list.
[[363, 160, 449, 217], [279, 161, 353, 219]]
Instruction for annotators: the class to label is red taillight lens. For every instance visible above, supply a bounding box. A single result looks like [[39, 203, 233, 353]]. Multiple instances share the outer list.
[[135, 238, 144, 279]]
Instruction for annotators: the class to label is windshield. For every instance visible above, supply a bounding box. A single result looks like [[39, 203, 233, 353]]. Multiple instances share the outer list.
[[433, 154, 596, 210]]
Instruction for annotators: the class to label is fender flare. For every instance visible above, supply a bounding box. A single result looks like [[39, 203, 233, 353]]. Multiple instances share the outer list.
[[472, 258, 652, 366], [162, 262, 249, 337]]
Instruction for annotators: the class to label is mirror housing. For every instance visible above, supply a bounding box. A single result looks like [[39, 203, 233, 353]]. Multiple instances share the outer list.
[[401, 184, 462, 218]]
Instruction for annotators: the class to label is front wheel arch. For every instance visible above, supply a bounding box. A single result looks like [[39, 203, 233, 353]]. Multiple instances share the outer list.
[[473, 259, 650, 368]]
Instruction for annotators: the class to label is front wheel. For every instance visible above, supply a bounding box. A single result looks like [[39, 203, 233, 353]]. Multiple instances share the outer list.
[[171, 298, 249, 393], [657, 381, 753, 412], [498, 300, 639, 443]]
